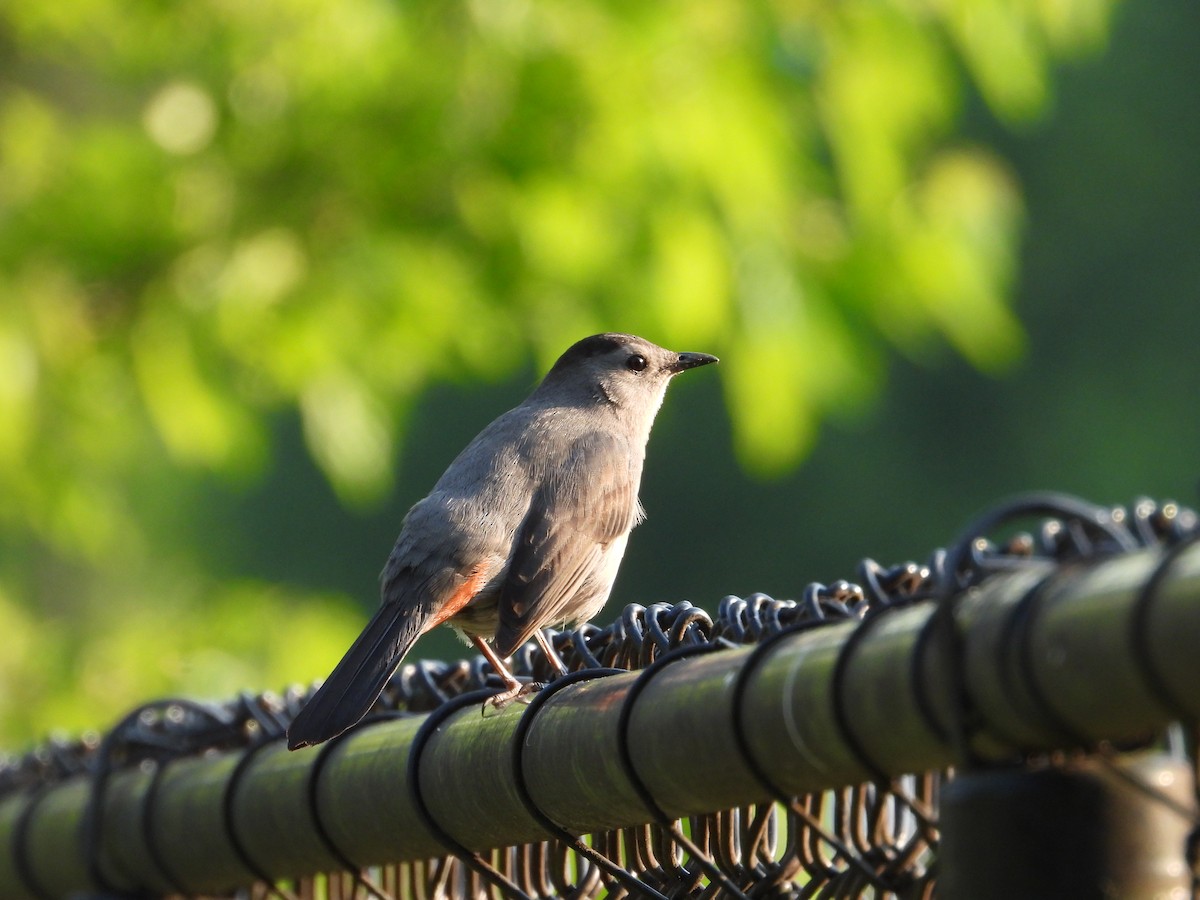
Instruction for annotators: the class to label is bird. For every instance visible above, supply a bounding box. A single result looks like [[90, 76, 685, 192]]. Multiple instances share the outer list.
[[286, 333, 717, 749]]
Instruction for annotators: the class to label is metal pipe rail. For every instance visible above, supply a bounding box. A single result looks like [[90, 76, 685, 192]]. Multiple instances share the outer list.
[[1, 545, 1197, 897]]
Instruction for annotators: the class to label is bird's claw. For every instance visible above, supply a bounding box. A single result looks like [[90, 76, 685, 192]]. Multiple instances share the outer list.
[[482, 681, 545, 714]]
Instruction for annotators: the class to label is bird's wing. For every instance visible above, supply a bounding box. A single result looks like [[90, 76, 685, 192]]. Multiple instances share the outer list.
[[492, 430, 638, 657]]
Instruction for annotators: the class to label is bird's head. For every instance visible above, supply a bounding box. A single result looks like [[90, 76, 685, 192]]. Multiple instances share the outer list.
[[537, 333, 718, 420]]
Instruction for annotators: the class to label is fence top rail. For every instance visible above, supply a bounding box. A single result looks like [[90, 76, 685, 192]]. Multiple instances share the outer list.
[[0, 492, 1196, 899]]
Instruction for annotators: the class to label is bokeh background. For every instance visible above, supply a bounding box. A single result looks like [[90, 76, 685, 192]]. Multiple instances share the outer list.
[[1, 0, 1196, 747]]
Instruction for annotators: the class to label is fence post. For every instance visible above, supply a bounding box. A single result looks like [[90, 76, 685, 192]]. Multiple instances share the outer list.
[[938, 749, 1196, 899]]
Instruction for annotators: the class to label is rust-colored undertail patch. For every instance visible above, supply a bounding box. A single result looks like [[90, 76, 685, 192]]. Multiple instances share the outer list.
[[427, 563, 489, 628]]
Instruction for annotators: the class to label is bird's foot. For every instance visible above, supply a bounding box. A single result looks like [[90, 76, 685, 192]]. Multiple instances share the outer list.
[[482, 681, 545, 714]]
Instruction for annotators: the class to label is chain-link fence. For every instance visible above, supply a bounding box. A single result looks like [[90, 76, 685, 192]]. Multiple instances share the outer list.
[[2, 493, 1198, 898]]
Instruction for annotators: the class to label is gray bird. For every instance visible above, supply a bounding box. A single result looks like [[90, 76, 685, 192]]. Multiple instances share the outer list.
[[286, 333, 717, 749]]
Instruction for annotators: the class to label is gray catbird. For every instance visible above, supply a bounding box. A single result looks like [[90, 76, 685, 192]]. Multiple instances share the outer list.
[[286, 333, 717, 749]]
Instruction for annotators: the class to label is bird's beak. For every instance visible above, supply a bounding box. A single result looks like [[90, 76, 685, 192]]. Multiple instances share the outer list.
[[667, 352, 719, 374]]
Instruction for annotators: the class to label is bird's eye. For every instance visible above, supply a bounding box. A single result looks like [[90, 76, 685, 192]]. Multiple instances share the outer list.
[[626, 354, 648, 372]]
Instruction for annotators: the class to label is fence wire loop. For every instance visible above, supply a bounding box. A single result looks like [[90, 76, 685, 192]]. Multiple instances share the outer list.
[[729, 619, 837, 801], [306, 711, 411, 900], [82, 697, 241, 897], [508, 667, 668, 900], [222, 732, 299, 900], [613, 642, 750, 900], [12, 783, 56, 900], [1007, 568, 1099, 748], [726, 617, 919, 895], [405, 689, 534, 900], [932, 491, 1146, 771], [1130, 526, 1200, 721], [830, 602, 912, 785], [142, 759, 193, 896]]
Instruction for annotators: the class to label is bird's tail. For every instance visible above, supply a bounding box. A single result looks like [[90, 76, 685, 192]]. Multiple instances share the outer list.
[[286, 603, 426, 749]]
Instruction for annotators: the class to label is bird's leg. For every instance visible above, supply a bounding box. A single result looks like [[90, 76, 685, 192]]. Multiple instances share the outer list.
[[470, 634, 522, 690], [471, 635, 543, 710], [534, 629, 570, 677]]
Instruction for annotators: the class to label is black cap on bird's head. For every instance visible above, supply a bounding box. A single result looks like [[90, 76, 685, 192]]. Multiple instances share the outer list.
[[536, 332, 718, 416], [547, 333, 717, 378]]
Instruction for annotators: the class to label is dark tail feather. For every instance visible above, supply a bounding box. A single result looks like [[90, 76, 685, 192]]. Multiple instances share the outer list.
[[287, 603, 426, 749]]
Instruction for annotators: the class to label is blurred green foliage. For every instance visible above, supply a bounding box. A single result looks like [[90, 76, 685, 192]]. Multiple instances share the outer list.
[[0, 0, 1119, 744]]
